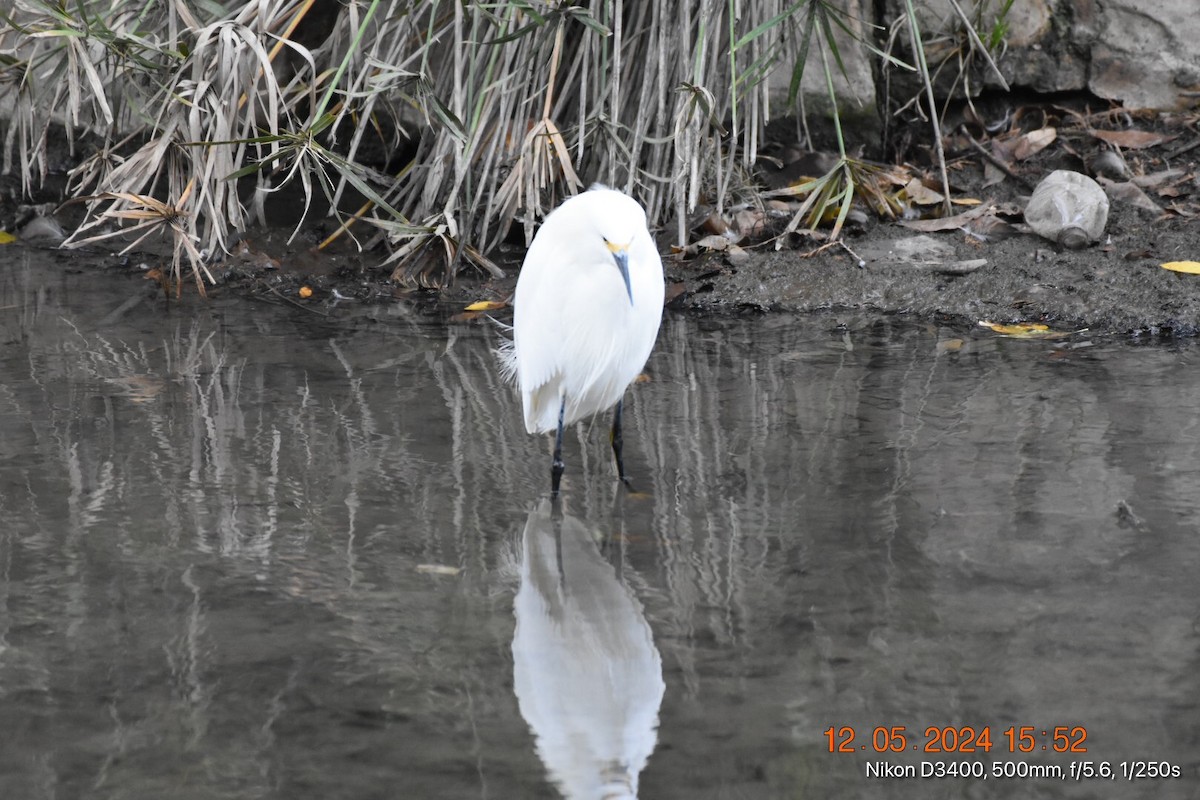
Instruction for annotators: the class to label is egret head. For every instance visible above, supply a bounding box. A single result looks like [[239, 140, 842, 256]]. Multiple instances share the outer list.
[[587, 188, 650, 306]]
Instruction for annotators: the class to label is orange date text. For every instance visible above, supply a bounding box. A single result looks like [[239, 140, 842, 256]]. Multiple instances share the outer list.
[[824, 725, 1088, 754]]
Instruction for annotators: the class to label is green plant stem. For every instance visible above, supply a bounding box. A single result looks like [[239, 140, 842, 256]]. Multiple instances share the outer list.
[[313, 0, 381, 122], [820, 32, 846, 160]]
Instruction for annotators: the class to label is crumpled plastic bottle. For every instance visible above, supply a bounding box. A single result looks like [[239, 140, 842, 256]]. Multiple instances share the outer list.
[[1023, 170, 1110, 250]]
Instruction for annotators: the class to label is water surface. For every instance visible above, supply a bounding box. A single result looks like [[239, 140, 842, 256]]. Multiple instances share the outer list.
[[1, 250, 1197, 798]]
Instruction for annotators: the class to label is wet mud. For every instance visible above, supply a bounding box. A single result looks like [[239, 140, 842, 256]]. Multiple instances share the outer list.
[[15, 198, 1196, 338], [666, 199, 1200, 336], [5, 124, 1200, 337], [357, 195, 1200, 338]]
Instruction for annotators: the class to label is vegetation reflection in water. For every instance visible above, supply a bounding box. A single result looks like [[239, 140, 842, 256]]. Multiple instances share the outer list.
[[0, 254, 1198, 799]]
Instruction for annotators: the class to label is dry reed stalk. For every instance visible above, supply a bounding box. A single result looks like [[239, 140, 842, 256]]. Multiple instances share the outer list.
[[1, 1, 995, 288]]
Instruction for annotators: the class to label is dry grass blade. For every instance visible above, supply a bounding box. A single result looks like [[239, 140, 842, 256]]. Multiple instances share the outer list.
[[902, 0, 952, 217], [2, 0, 993, 287], [492, 16, 582, 248], [943, 0, 1009, 91], [64, 184, 213, 296]]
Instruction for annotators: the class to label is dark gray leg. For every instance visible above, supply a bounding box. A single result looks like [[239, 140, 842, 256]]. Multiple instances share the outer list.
[[610, 398, 630, 486], [551, 397, 566, 496]]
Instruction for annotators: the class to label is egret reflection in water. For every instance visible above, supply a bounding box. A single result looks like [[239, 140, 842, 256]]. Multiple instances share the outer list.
[[512, 499, 665, 799]]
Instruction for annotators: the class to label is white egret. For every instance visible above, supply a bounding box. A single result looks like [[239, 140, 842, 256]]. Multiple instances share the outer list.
[[503, 185, 665, 495]]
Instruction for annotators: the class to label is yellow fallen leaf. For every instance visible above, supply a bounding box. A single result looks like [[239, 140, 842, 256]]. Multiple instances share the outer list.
[[298, 285, 313, 298], [978, 320, 1086, 339], [979, 320, 1048, 335], [0, 230, 15, 244], [1161, 261, 1200, 274], [464, 299, 507, 311]]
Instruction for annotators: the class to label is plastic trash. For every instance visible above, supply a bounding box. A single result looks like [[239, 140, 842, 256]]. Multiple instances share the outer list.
[[1023, 169, 1109, 250]]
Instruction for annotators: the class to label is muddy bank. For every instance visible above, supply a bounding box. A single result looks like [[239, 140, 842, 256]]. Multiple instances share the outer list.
[[5, 139, 1200, 338], [659, 201, 1200, 336], [8, 198, 1199, 337], [431, 194, 1200, 337]]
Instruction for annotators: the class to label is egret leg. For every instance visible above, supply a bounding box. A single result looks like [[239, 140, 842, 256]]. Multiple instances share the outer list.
[[551, 497, 565, 579], [610, 398, 630, 486], [551, 397, 566, 496]]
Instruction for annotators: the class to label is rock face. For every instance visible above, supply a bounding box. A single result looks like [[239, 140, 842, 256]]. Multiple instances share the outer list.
[[779, 0, 1200, 113], [1089, 2, 1200, 109]]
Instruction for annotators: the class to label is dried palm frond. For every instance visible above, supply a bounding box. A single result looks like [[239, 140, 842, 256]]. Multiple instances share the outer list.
[[64, 182, 212, 297], [770, 157, 904, 241]]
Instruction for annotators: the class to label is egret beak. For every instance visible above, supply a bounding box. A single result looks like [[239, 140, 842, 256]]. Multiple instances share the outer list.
[[606, 241, 634, 305]]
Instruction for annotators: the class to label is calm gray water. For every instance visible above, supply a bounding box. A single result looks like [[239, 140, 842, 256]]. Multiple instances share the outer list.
[[1, 249, 1198, 799]]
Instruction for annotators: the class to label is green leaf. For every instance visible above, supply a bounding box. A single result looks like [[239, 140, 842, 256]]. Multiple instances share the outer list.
[[786, 4, 819, 105], [426, 93, 468, 141], [481, 20, 544, 46], [565, 6, 611, 37], [733, 0, 804, 50]]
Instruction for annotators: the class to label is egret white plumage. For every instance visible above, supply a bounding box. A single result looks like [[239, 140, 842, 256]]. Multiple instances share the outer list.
[[503, 185, 665, 496]]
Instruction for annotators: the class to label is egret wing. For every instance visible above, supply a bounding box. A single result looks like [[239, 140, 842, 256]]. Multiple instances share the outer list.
[[512, 244, 571, 432]]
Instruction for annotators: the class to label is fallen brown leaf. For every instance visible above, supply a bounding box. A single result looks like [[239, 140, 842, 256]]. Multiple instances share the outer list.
[[1090, 129, 1177, 149], [902, 177, 946, 206], [1099, 179, 1164, 215], [937, 338, 964, 353], [732, 209, 767, 238], [725, 244, 751, 267], [1131, 169, 1188, 190], [1012, 127, 1057, 161], [699, 212, 731, 236], [963, 213, 1019, 241], [695, 234, 732, 251], [897, 202, 1021, 233]]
